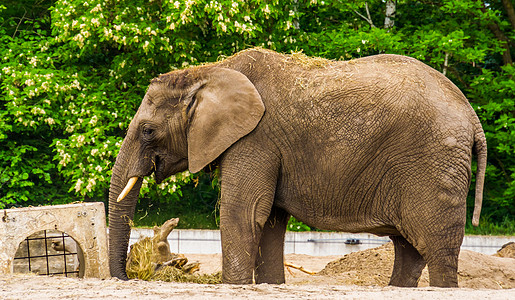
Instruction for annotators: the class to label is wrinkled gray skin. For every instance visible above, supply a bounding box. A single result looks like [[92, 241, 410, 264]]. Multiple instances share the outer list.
[[108, 49, 487, 287]]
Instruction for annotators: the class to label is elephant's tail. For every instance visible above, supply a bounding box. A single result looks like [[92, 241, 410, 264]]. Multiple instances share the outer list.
[[472, 120, 487, 227]]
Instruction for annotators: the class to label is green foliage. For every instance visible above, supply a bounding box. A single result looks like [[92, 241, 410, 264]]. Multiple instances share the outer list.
[[134, 172, 219, 229], [466, 215, 515, 236], [0, 0, 513, 234], [287, 217, 312, 232], [468, 65, 515, 221]]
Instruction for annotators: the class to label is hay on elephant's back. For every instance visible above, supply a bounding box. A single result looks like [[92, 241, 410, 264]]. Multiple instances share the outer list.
[[286, 50, 331, 69], [126, 236, 222, 284], [220, 47, 331, 69]]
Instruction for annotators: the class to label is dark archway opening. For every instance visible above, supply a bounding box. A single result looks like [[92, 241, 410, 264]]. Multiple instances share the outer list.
[[13, 229, 85, 277]]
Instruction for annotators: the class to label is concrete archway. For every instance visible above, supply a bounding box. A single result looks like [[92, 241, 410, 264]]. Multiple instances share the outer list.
[[0, 202, 109, 278]]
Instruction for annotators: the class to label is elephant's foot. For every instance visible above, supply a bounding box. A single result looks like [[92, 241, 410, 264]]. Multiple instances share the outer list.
[[422, 243, 460, 287], [426, 263, 459, 288], [389, 236, 426, 287], [222, 272, 254, 285], [221, 248, 256, 285], [389, 273, 421, 287], [254, 264, 286, 284]]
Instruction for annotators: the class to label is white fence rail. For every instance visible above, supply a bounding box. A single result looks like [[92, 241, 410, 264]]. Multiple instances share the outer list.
[[128, 229, 514, 256]]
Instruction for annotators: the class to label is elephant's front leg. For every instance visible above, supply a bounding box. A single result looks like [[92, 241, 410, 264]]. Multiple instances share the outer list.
[[219, 148, 280, 284], [254, 206, 289, 284], [389, 235, 426, 287]]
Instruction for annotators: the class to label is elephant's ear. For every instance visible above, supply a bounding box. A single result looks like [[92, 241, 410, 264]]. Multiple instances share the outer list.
[[187, 67, 264, 173]]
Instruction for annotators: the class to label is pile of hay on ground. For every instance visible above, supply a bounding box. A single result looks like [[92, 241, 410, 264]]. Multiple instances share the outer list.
[[126, 218, 222, 284], [126, 236, 221, 283]]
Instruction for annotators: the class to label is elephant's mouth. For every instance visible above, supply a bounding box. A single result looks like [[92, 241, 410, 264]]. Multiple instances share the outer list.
[[144, 154, 169, 183], [117, 154, 188, 202], [153, 154, 188, 183], [154, 155, 167, 183]]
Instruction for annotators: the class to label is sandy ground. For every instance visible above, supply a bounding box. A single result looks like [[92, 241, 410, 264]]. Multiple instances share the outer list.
[[1, 249, 514, 299], [1, 274, 514, 300]]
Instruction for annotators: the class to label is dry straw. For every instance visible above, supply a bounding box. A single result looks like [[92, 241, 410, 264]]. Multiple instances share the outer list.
[[126, 236, 222, 283], [287, 50, 331, 69]]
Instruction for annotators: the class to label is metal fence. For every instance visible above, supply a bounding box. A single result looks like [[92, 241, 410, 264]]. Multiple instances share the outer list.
[[14, 230, 79, 277]]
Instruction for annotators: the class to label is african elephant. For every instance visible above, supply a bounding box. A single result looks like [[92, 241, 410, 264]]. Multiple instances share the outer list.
[[108, 48, 486, 287]]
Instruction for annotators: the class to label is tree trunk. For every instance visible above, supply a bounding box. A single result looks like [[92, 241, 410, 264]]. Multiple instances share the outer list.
[[502, 0, 515, 31], [384, 0, 396, 30], [481, 1, 513, 65], [354, 2, 376, 28]]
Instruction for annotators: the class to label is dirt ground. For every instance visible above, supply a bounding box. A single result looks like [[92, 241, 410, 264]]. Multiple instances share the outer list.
[[1, 243, 514, 299]]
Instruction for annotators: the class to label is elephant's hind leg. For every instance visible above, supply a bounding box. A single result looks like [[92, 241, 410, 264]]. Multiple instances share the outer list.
[[389, 235, 426, 287], [254, 206, 289, 284], [410, 194, 465, 287], [424, 244, 460, 287]]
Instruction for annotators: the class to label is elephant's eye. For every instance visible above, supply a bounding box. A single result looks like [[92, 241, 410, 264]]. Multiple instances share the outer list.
[[143, 128, 154, 137]]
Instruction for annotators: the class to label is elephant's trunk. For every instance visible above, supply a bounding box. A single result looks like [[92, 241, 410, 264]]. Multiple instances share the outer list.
[[108, 145, 142, 280]]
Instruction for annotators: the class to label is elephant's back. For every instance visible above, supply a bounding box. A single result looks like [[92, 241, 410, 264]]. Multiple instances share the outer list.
[[312, 54, 476, 139], [337, 54, 471, 109], [256, 52, 477, 156]]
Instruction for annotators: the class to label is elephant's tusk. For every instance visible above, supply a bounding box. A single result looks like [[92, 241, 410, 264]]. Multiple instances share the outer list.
[[117, 177, 139, 202]]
